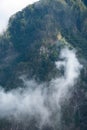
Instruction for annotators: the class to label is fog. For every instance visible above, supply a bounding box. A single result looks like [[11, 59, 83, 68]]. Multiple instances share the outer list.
[[0, 48, 82, 127]]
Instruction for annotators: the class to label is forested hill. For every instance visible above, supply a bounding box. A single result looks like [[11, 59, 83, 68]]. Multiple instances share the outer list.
[[0, 0, 87, 89], [0, 0, 87, 130]]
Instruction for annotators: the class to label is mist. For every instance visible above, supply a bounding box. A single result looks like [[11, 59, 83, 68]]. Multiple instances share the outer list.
[[0, 48, 82, 127]]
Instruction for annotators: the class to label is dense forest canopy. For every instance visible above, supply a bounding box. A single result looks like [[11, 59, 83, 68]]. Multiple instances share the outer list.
[[0, 0, 87, 130]]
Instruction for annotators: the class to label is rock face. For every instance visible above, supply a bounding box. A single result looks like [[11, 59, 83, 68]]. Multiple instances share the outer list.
[[0, 0, 87, 130]]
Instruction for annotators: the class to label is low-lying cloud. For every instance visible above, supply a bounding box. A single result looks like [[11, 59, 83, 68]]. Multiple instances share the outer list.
[[0, 48, 82, 127]]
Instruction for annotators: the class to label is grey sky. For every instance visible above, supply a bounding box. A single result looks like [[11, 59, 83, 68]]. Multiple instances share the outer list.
[[0, 0, 39, 33]]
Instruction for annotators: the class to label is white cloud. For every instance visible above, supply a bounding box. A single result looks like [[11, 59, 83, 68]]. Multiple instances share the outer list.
[[0, 48, 82, 128], [0, 0, 39, 33]]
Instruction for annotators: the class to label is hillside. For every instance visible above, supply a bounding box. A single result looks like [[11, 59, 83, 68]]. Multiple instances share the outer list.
[[0, 0, 87, 130], [0, 0, 87, 88]]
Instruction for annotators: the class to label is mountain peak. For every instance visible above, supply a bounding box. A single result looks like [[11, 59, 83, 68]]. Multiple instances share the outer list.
[[0, 0, 87, 130]]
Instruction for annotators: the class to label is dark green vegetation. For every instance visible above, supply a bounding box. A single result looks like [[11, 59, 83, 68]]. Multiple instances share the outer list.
[[0, 0, 87, 130]]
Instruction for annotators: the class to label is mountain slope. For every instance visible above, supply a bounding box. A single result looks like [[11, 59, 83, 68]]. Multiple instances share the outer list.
[[0, 0, 87, 88], [0, 0, 87, 130]]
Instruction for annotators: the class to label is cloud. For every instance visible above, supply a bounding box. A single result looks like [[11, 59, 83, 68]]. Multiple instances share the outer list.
[[0, 0, 39, 33], [0, 48, 82, 128]]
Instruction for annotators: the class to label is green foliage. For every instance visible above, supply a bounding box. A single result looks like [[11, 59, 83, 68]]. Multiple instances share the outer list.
[[0, 0, 86, 87], [0, 0, 87, 130]]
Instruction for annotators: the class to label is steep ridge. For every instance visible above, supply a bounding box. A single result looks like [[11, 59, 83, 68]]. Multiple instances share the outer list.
[[0, 0, 87, 130], [0, 0, 87, 88]]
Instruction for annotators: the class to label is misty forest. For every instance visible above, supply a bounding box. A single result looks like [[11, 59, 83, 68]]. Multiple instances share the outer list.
[[0, 0, 87, 130]]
